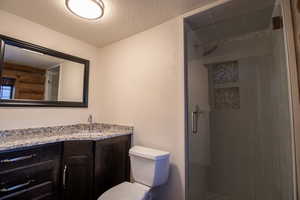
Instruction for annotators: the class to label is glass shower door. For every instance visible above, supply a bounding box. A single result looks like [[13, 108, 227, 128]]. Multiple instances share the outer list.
[[186, 24, 211, 199], [185, 1, 296, 200]]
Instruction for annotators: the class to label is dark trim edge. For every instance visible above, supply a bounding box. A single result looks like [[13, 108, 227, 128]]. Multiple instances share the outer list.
[[0, 34, 89, 108], [183, 19, 190, 200]]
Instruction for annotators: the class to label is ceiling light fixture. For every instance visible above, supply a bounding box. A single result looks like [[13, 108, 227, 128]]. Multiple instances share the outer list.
[[66, 0, 104, 20]]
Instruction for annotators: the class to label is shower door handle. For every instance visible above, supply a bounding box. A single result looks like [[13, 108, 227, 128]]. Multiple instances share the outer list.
[[192, 105, 204, 134], [192, 110, 198, 134]]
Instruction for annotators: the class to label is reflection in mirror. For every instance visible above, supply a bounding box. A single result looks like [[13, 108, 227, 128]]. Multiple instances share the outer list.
[[0, 44, 85, 102]]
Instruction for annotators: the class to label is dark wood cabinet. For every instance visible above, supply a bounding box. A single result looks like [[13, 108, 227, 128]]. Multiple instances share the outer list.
[[0, 135, 132, 200], [0, 143, 61, 200], [94, 135, 131, 199], [62, 141, 93, 200]]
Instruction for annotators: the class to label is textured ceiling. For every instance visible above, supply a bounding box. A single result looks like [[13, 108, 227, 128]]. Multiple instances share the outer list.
[[0, 0, 213, 47], [186, 0, 276, 45]]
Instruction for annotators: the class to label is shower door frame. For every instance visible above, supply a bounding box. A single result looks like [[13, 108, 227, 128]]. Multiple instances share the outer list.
[[183, 0, 299, 199], [281, 0, 300, 199]]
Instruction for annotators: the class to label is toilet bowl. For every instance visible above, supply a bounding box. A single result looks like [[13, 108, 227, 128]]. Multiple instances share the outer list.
[[98, 146, 170, 200], [99, 182, 151, 200]]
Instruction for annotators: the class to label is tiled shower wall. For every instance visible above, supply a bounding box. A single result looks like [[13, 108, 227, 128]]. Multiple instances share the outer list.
[[203, 28, 294, 200]]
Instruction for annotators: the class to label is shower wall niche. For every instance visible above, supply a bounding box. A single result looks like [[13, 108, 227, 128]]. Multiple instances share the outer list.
[[207, 61, 240, 110]]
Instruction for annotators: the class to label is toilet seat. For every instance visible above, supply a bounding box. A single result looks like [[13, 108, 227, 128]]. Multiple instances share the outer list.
[[98, 182, 150, 200]]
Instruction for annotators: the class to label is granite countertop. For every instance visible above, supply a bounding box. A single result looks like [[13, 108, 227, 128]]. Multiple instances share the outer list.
[[0, 123, 133, 151]]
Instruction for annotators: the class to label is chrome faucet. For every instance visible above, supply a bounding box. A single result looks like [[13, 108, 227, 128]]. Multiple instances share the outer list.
[[88, 114, 93, 132], [88, 114, 93, 124]]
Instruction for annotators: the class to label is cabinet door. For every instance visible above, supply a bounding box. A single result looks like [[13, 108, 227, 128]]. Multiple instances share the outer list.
[[94, 136, 131, 199], [62, 141, 93, 200]]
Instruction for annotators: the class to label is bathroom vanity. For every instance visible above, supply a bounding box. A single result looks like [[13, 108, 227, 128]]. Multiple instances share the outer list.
[[0, 124, 132, 200]]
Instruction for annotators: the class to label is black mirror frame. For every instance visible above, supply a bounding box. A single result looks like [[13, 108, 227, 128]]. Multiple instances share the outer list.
[[0, 35, 89, 107]]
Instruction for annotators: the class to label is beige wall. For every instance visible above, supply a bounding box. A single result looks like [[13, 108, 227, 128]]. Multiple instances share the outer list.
[[95, 17, 186, 200], [0, 10, 99, 129]]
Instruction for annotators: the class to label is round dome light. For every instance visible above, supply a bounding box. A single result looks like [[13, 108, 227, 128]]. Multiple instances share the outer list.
[[66, 0, 104, 20]]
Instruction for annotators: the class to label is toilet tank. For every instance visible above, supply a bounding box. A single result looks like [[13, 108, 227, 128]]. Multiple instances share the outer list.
[[129, 146, 170, 187]]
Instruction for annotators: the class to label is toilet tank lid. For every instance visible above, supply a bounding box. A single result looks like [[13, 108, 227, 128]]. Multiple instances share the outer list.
[[129, 146, 170, 160]]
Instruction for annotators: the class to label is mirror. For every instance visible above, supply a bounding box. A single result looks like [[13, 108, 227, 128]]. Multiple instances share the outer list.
[[0, 35, 89, 107]]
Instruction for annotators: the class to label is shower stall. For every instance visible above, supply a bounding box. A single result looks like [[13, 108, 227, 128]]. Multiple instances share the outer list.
[[184, 0, 297, 200]]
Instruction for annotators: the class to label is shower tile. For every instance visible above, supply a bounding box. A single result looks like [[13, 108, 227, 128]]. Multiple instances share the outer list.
[[212, 61, 239, 84], [214, 87, 240, 110]]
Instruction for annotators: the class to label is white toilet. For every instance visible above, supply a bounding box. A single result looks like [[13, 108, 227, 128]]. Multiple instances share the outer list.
[[98, 146, 170, 200]]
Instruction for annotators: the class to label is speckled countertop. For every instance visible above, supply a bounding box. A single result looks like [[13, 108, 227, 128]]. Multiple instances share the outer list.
[[0, 123, 133, 151]]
